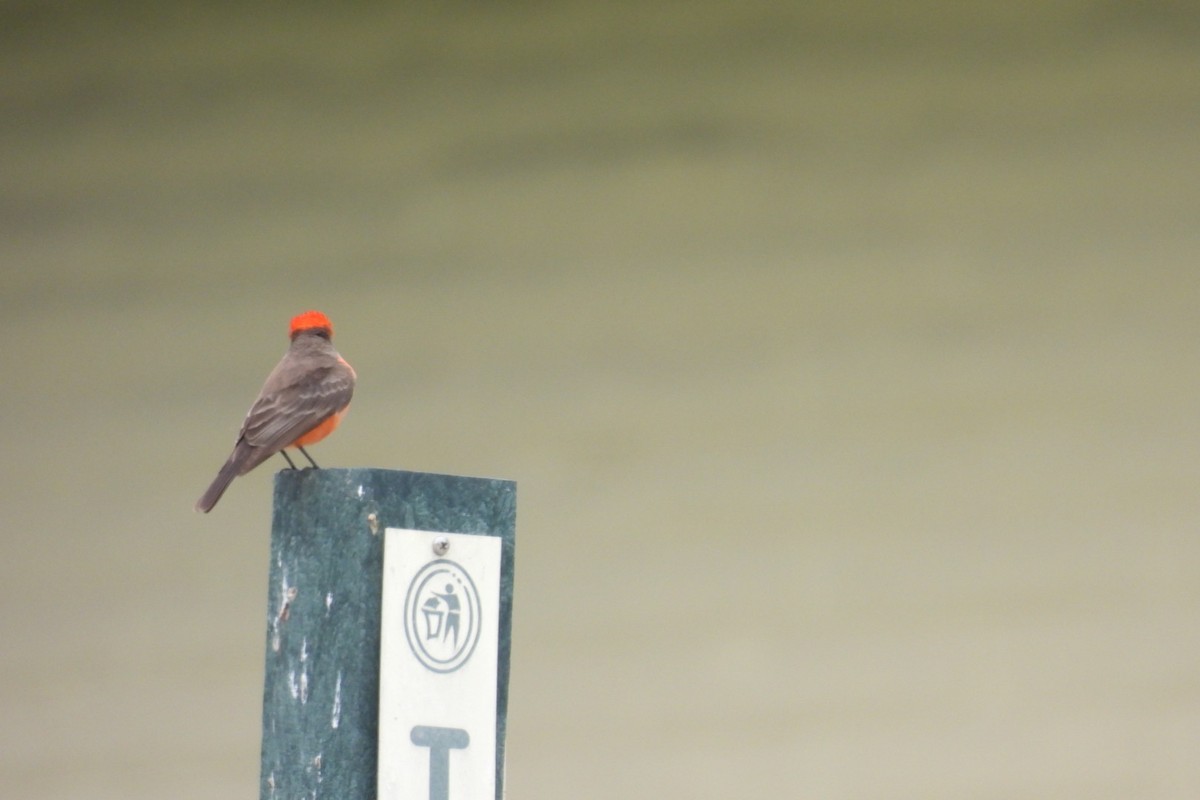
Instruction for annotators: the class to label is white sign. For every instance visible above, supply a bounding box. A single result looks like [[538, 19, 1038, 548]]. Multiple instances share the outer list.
[[378, 529, 502, 800]]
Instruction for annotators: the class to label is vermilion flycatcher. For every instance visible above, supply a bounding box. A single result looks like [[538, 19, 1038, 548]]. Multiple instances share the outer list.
[[195, 310, 356, 513]]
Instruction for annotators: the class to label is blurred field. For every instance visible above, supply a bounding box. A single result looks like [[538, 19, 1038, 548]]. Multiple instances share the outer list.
[[2, 3, 1198, 798]]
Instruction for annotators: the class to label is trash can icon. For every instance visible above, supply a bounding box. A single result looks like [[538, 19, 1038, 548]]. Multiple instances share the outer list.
[[421, 596, 444, 640]]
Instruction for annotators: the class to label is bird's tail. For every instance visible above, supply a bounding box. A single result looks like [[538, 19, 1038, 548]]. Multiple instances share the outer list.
[[195, 458, 240, 513]]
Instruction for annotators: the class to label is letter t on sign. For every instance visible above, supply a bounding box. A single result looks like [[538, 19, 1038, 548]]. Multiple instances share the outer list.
[[411, 726, 469, 800]]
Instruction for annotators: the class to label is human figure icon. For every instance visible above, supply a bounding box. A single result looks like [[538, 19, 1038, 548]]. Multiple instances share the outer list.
[[434, 584, 461, 648]]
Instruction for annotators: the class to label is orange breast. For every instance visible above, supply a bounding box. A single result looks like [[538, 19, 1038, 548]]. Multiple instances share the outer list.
[[290, 410, 344, 447]]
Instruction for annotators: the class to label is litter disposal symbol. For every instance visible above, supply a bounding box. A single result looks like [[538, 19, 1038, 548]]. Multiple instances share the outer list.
[[404, 558, 482, 673]]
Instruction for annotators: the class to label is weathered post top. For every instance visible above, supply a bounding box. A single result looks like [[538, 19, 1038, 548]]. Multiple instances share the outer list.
[[260, 467, 516, 800]]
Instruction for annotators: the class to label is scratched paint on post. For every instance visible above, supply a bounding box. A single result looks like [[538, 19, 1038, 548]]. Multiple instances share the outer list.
[[378, 529, 501, 800]]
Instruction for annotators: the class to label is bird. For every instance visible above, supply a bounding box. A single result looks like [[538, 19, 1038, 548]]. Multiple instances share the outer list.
[[195, 310, 356, 512]]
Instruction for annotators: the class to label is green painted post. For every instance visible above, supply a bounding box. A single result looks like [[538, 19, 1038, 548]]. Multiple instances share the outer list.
[[259, 468, 516, 800]]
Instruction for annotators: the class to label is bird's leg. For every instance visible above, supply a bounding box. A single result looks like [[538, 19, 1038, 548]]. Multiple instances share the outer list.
[[297, 446, 320, 469], [278, 450, 299, 470]]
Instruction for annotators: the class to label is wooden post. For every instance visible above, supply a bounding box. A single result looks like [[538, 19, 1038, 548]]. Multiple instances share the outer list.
[[259, 468, 516, 800]]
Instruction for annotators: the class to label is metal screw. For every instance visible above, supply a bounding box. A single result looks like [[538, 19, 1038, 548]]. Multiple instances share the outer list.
[[432, 536, 450, 556]]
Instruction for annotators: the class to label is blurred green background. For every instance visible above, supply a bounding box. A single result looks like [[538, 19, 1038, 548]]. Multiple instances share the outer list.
[[3, 3, 1198, 798]]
